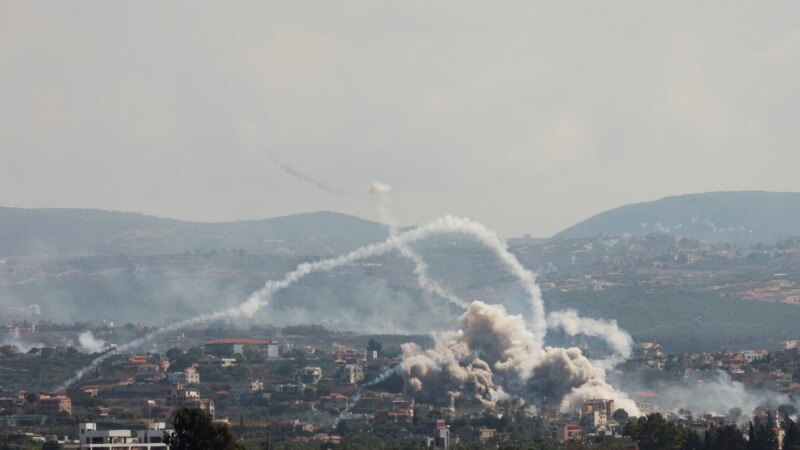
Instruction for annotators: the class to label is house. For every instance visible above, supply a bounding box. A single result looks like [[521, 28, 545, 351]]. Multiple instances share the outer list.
[[337, 364, 364, 384], [557, 424, 582, 442], [475, 426, 496, 443], [38, 393, 72, 416], [167, 366, 200, 384], [296, 367, 323, 384], [320, 393, 349, 410], [165, 383, 214, 417], [230, 379, 264, 398]]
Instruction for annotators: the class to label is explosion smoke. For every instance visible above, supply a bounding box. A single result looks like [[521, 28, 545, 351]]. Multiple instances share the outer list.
[[547, 310, 633, 370], [56, 215, 545, 391], [399, 301, 640, 414], [78, 331, 106, 354]]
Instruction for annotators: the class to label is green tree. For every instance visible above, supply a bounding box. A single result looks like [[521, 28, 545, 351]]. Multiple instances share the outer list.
[[681, 429, 703, 450], [624, 413, 686, 450], [165, 408, 246, 450], [784, 417, 800, 450], [613, 408, 629, 422]]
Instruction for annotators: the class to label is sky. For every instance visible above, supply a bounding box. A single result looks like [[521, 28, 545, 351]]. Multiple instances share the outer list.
[[1, 2, 798, 237]]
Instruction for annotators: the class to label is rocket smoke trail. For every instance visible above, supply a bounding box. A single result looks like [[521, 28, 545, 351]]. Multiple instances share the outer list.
[[265, 151, 351, 196], [56, 215, 637, 415], [56, 215, 545, 391], [333, 365, 401, 428], [370, 181, 468, 309]]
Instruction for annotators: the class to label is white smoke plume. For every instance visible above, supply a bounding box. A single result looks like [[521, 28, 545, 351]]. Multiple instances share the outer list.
[[78, 330, 106, 353], [650, 371, 797, 419], [265, 151, 351, 196], [56, 215, 545, 391], [369, 181, 468, 309], [547, 310, 633, 370], [399, 301, 639, 414]]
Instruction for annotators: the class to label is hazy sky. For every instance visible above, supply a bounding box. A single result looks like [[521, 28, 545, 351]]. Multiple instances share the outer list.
[[1, 2, 798, 236]]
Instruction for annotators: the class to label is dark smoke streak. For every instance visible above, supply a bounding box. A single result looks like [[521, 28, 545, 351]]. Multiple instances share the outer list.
[[265, 151, 352, 196]]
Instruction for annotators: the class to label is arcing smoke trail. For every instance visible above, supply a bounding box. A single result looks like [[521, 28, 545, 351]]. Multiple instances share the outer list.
[[334, 365, 401, 428], [265, 151, 351, 196], [370, 181, 468, 309], [57, 215, 545, 391]]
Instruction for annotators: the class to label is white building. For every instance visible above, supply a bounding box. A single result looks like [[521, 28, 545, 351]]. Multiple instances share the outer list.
[[65, 422, 170, 449]]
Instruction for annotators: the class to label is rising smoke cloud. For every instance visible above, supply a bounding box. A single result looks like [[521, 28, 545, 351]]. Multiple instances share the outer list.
[[547, 310, 633, 370], [78, 331, 106, 353], [399, 301, 640, 414]]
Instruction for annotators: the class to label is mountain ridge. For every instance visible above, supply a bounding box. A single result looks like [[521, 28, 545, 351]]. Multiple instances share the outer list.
[[554, 191, 800, 246]]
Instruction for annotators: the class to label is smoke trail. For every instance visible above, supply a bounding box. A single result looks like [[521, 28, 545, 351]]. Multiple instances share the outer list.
[[369, 181, 468, 309], [265, 151, 351, 196], [547, 310, 633, 370], [56, 215, 544, 391], [333, 365, 401, 428]]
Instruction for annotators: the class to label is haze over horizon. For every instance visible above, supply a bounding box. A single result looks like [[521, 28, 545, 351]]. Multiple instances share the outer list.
[[2, 2, 799, 236]]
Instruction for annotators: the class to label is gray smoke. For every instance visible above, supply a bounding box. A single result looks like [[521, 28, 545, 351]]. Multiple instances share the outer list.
[[265, 151, 351, 196], [547, 310, 632, 370], [78, 330, 106, 354], [399, 301, 640, 414]]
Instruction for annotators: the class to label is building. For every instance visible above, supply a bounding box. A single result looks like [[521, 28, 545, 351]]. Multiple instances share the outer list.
[[65, 422, 170, 449], [275, 383, 307, 394], [475, 426, 496, 444], [167, 366, 200, 384], [230, 379, 263, 398], [38, 393, 72, 416], [296, 367, 323, 384], [337, 364, 364, 384], [557, 424, 583, 442], [165, 383, 214, 418], [320, 393, 349, 410], [205, 338, 272, 355]]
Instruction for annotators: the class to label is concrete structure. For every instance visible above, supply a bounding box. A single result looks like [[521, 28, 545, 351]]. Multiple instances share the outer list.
[[296, 367, 323, 384], [230, 379, 263, 398], [38, 393, 72, 416], [165, 383, 214, 418], [65, 422, 170, 449], [205, 338, 272, 355], [167, 366, 199, 384], [337, 364, 364, 384]]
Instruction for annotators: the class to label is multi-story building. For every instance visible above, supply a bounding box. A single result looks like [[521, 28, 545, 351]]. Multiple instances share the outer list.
[[38, 393, 72, 416], [65, 422, 170, 449], [296, 367, 323, 384], [337, 364, 364, 384], [165, 383, 214, 418]]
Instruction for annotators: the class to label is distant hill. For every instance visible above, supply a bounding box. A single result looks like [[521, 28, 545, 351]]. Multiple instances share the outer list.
[[0, 207, 388, 256], [554, 191, 800, 246]]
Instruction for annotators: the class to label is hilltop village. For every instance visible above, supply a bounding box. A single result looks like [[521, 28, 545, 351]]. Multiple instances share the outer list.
[[2, 318, 800, 449]]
